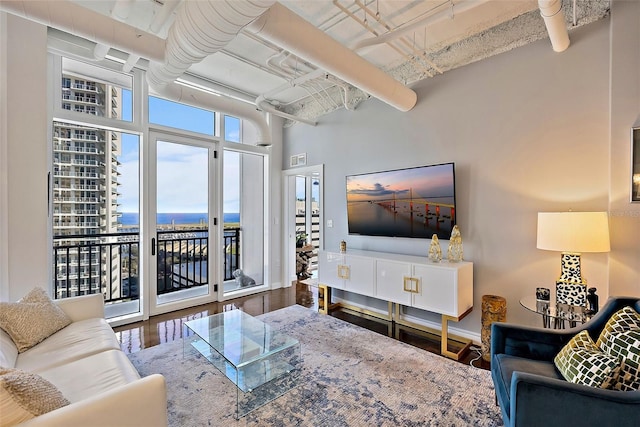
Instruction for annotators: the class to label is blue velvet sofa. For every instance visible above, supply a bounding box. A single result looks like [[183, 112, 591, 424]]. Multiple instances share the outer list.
[[491, 297, 640, 427]]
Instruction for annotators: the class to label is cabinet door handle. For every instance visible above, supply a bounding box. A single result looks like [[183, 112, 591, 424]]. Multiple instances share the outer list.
[[337, 264, 350, 279], [403, 276, 419, 293], [151, 238, 156, 256]]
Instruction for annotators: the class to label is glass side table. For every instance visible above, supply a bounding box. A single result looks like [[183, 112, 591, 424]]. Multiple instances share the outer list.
[[520, 295, 591, 329]]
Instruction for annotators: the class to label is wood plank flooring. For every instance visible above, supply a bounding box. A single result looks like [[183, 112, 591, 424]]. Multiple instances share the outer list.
[[113, 281, 489, 369]]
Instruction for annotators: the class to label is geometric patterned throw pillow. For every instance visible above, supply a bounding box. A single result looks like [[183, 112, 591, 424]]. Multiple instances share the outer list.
[[596, 306, 640, 350], [554, 330, 621, 389], [605, 329, 640, 391]]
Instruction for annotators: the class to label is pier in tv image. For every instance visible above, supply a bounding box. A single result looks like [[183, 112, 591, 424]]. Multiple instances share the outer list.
[[346, 163, 456, 240]]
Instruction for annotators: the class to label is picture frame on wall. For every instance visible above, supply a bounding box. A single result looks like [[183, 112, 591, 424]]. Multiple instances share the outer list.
[[633, 126, 640, 202]]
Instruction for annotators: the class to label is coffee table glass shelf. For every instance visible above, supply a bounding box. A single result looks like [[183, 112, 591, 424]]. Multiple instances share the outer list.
[[183, 310, 301, 418]]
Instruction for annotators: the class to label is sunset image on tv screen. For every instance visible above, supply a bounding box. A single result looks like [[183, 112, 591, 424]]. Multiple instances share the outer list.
[[346, 163, 456, 240]]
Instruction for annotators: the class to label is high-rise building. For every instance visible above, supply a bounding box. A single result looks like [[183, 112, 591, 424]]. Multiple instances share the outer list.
[[52, 73, 122, 299]]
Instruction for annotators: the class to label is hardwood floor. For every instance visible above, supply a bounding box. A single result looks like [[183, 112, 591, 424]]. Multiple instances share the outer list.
[[113, 281, 489, 369]]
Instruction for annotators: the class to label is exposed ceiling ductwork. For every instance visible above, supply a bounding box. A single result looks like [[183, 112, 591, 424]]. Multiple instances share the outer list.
[[0, 0, 274, 144], [1, 0, 604, 127], [246, 2, 417, 113], [0, 0, 165, 62], [1, 0, 419, 119], [146, 0, 275, 89]]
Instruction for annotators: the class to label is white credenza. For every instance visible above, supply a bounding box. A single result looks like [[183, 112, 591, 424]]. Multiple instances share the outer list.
[[318, 249, 473, 359]]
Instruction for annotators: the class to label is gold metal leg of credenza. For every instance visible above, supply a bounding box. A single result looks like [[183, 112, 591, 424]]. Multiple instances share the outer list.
[[318, 285, 330, 314], [441, 308, 473, 361], [393, 303, 473, 361]]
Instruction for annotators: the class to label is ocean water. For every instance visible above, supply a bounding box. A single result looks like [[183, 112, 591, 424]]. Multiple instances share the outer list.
[[119, 212, 239, 225]]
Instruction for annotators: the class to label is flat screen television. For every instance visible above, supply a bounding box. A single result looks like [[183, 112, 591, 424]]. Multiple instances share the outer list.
[[346, 162, 456, 240]]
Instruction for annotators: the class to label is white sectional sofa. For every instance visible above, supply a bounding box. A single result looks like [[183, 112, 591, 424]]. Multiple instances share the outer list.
[[0, 292, 167, 426]]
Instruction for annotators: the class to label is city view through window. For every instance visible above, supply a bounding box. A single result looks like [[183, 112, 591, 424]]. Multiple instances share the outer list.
[[52, 64, 249, 316]]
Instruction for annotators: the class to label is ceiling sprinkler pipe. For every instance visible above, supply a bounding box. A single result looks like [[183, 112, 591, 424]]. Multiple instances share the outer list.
[[353, 0, 491, 50], [538, 0, 570, 52], [255, 95, 317, 126]]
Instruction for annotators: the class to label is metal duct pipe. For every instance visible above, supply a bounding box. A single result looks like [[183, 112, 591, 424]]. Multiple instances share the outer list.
[[122, 54, 141, 73], [256, 94, 317, 126], [93, 43, 110, 60], [152, 83, 271, 145], [148, 0, 182, 34], [246, 3, 417, 112], [0, 0, 165, 62], [538, 0, 570, 52], [147, 0, 275, 89]]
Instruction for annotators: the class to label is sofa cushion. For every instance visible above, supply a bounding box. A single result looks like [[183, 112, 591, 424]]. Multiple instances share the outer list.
[[492, 353, 561, 418], [0, 367, 70, 427], [596, 306, 640, 350], [15, 318, 120, 373], [554, 330, 621, 389], [0, 288, 71, 353], [604, 329, 640, 391], [36, 350, 140, 404], [0, 330, 18, 369]]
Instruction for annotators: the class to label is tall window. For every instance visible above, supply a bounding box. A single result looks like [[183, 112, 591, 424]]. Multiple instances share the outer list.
[[149, 96, 214, 135], [52, 57, 139, 318], [223, 149, 265, 293], [51, 54, 270, 319], [224, 115, 241, 142], [222, 115, 266, 294]]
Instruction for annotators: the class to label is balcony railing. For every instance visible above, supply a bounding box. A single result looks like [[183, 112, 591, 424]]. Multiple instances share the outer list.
[[54, 232, 138, 303], [156, 229, 207, 295], [223, 228, 241, 282], [296, 213, 320, 269], [53, 228, 241, 304]]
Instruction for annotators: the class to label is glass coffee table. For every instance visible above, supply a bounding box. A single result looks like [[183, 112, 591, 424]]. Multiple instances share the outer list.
[[183, 310, 301, 418]]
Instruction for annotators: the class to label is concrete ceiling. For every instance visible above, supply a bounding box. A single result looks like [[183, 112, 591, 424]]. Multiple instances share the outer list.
[[69, 0, 610, 125]]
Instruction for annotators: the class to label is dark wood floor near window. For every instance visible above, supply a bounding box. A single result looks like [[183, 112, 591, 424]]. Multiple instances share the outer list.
[[114, 282, 489, 369]]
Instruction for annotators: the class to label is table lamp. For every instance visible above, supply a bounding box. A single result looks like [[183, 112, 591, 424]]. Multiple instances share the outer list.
[[537, 212, 610, 306]]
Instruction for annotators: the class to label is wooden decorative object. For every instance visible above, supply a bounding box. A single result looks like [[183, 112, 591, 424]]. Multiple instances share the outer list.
[[481, 295, 507, 362]]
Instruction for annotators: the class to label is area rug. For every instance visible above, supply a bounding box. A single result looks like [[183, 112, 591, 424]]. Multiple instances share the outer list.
[[128, 305, 503, 426]]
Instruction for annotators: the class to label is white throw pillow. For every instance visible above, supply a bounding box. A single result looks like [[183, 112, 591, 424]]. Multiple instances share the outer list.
[[0, 368, 70, 426], [0, 288, 71, 353]]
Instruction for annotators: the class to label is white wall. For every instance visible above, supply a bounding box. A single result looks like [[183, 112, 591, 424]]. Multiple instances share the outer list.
[[1, 14, 49, 301], [1, 13, 8, 301], [268, 115, 284, 289], [608, 0, 640, 297], [284, 9, 639, 333]]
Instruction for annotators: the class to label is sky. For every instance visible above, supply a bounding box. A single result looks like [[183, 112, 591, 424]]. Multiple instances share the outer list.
[[117, 91, 241, 214], [346, 163, 455, 203]]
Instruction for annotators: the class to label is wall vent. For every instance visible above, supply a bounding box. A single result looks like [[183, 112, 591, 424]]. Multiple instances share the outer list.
[[290, 153, 307, 167]]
